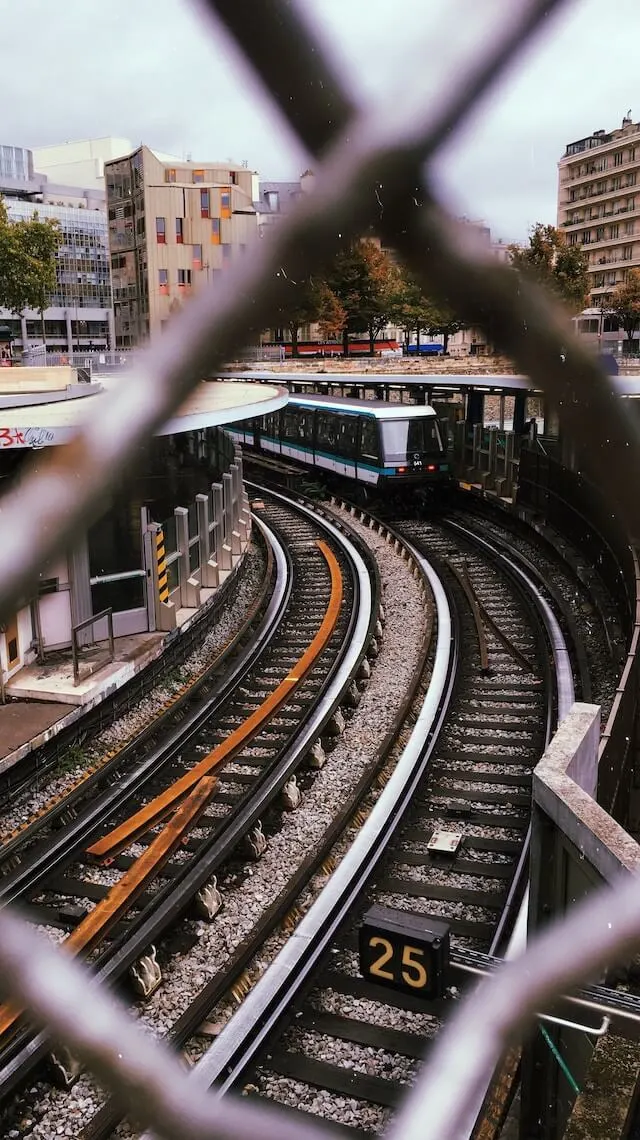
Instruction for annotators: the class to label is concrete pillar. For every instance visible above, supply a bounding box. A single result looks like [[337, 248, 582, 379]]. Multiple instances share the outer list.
[[213, 481, 231, 571], [175, 506, 201, 609], [197, 493, 219, 588], [223, 472, 240, 557], [147, 520, 176, 632], [20, 315, 28, 352], [65, 310, 73, 355]]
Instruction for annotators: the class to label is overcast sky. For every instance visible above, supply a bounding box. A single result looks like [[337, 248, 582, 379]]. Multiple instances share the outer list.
[[2, 0, 639, 242]]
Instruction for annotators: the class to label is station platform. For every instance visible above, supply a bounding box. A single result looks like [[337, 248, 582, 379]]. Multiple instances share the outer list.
[[0, 573, 239, 774]]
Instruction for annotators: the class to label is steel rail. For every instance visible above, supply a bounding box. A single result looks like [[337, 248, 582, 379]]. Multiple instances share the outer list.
[[0, 490, 376, 1105], [188, 510, 568, 1138], [0, 776, 217, 1040], [0, 517, 275, 859], [186, 536, 453, 1095], [0, 516, 289, 905], [87, 539, 343, 860], [82, 506, 427, 1140]]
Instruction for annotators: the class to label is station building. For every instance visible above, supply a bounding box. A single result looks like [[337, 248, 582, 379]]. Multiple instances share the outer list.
[[0, 367, 286, 713]]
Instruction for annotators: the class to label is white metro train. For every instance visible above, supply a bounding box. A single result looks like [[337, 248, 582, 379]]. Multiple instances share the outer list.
[[227, 393, 452, 492]]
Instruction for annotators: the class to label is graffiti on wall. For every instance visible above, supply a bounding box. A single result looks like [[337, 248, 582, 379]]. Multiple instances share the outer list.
[[0, 427, 56, 449]]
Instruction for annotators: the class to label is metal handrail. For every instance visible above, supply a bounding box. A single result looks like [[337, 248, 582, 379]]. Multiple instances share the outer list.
[[71, 606, 114, 686]]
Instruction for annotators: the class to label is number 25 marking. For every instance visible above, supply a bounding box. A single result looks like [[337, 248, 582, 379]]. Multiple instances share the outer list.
[[368, 937, 428, 989]]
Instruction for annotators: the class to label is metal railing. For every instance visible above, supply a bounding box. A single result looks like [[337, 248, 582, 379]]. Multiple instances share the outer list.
[[2, 0, 640, 1138], [71, 607, 114, 686]]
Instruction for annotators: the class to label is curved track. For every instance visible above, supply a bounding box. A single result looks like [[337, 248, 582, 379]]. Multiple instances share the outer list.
[[186, 507, 580, 1138], [0, 489, 378, 1104]]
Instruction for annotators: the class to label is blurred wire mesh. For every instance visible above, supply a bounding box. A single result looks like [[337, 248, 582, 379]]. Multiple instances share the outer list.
[[3, 0, 640, 1137]]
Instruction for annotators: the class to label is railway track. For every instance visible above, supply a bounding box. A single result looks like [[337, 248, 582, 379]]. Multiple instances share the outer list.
[[0, 489, 380, 1108], [178, 507, 586, 1138], [0, 497, 621, 1140]]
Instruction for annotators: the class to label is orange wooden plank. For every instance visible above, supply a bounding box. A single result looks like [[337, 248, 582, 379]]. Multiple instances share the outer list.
[[0, 775, 217, 1041], [87, 540, 342, 860]]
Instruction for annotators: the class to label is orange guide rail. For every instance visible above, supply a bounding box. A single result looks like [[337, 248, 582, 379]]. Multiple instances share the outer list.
[[87, 539, 343, 861], [0, 775, 217, 1040]]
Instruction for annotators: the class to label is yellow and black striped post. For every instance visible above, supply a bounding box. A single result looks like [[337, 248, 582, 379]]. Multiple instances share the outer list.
[[156, 528, 169, 604]]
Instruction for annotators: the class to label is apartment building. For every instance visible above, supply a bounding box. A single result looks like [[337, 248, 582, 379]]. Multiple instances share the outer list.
[[105, 146, 258, 347], [557, 115, 640, 307], [0, 143, 113, 354]]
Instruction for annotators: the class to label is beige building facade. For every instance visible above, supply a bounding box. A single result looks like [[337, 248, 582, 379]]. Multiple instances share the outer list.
[[33, 136, 132, 192], [105, 146, 258, 347], [557, 115, 640, 307]]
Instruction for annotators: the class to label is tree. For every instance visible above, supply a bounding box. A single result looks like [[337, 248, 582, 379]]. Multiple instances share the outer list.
[[315, 283, 345, 343], [359, 241, 400, 355], [606, 269, 640, 350], [509, 223, 589, 313], [324, 241, 398, 356], [424, 300, 466, 354], [0, 198, 59, 341]]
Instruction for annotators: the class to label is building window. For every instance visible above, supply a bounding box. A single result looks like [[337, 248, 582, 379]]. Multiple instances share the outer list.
[[594, 273, 605, 288], [193, 243, 202, 269], [193, 170, 205, 183], [627, 172, 637, 187], [582, 230, 592, 244], [614, 151, 624, 166], [612, 176, 622, 191], [631, 147, 637, 163], [200, 189, 210, 218], [595, 226, 604, 241], [623, 244, 633, 260], [629, 197, 636, 211], [230, 171, 238, 185], [176, 217, 184, 243], [625, 220, 635, 235], [211, 217, 221, 244], [610, 223, 619, 239], [177, 268, 192, 287], [165, 169, 177, 183], [156, 217, 166, 244], [221, 190, 231, 218], [568, 232, 578, 245], [607, 271, 618, 285], [159, 269, 169, 295], [265, 190, 279, 212]]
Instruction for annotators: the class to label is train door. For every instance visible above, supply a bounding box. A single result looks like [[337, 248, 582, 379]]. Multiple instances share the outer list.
[[357, 416, 381, 485]]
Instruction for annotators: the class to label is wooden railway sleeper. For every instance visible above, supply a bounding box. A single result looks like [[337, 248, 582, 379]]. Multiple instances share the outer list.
[[129, 945, 162, 999]]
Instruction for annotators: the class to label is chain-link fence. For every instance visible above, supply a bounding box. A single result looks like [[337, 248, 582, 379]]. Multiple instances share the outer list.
[[2, 1, 640, 1138]]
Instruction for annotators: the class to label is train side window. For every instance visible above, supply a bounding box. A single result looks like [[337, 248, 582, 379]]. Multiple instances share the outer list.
[[339, 415, 359, 459], [316, 412, 339, 453], [359, 416, 380, 463], [282, 407, 301, 441]]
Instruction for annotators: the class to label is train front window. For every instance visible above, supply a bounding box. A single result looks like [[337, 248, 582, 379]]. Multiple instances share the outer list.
[[380, 418, 443, 463]]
